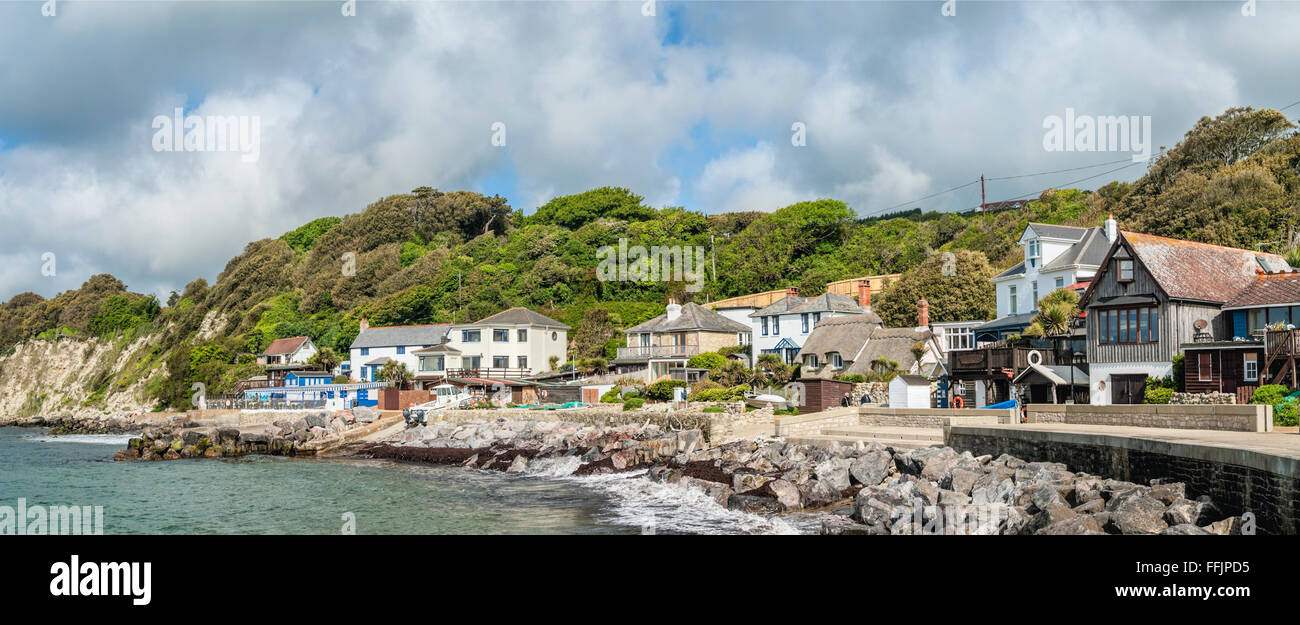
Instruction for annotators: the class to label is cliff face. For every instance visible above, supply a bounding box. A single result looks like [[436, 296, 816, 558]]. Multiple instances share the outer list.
[[0, 334, 164, 422]]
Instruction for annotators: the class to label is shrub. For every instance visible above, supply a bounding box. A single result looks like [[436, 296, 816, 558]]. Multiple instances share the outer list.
[[701, 406, 724, 413], [836, 373, 866, 383], [774, 408, 799, 416], [1250, 384, 1289, 406], [1275, 401, 1299, 426], [687, 352, 727, 371], [1143, 386, 1172, 404], [622, 397, 645, 411], [600, 388, 622, 403], [645, 379, 688, 401]]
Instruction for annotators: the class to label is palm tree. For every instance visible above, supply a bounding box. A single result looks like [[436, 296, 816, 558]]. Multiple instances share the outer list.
[[310, 347, 340, 373], [380, 361, 413, 389], [1024, 288, 1080, 337]]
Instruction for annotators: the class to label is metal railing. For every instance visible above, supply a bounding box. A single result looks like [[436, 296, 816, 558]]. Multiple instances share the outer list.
[[444, 368, 532, 378], [615, 344, 701, 359], [202, 396, 330, 411]]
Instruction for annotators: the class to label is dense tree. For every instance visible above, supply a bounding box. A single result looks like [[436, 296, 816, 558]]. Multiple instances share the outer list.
[[875, 249, 998, 327]]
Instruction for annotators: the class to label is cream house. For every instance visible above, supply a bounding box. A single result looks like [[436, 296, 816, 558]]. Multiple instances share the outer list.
[[612, 300, 750, 381]]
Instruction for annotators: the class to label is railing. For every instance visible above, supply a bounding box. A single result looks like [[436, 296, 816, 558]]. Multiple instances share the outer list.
[[949, 346, 1060, 374], [1264, 329, 1300, 357], [201, 396, 330, 411], [616, 344, 701, 359], [444, 368, 532, 378]]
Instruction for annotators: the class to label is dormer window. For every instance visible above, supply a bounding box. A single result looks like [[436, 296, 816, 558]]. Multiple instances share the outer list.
[[805, 354, 819, 369], [1026, 240, 1041, 267]]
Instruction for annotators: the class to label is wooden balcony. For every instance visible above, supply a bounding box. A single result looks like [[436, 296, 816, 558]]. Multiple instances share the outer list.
[[949, 346, 1060, 376], [1264, 329, 1300, 357], [444, 368, 532, 379], [616, 344, 701, 359]]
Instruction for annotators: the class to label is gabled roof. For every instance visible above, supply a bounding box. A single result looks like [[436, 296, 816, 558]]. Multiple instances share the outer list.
[[750, 295, 806, 318], [1042, 227, 1110, 270], [350, 324, 450, 349], [993, 261, 1027, 280], [263, 336, 309, 355], [790, 292, 864, 315], [411, 342, 461, 354], [1118, 232, 1289, 304], [462, 307, 570, 329], [1223, 271, 1300, 309], [795, 312, 884, 358], [625, 302, 750, 334], [1026, 222, 1090, 241]]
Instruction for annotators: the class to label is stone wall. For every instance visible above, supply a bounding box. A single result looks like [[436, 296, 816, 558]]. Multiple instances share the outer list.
[[850, 382, 889, 404], [1025, 404, 1271, 432], [415, 404, 769, 444], [773, 408, 859, 437], [858, 407, 1016, 428], [946, 425, 1299, 534], [1170, 392, 1237, 405]]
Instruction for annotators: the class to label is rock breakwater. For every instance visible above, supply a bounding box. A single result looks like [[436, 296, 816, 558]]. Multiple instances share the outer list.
[[377, 417, 1248, 535], [112, 407, 384, 461]]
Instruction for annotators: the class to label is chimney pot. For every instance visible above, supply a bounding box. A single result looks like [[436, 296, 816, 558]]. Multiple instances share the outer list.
[[785, 287, 798, 297], [858, 279, 871, 308], [359, 318, 369, 332], [917, 296, 930, 328]]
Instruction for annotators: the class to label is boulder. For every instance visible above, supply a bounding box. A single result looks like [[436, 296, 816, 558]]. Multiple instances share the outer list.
[[732, 471, 773, 493], [727, 494, 783, 515], [945, 467, 982, 495], [1160, 523, 1211, 535], [506, 455, 528, 473], [1109, 491, 1169, 535], [1035, 514, 1105, 535], [799, 479, 842, 510], [1027, 502, 1076, 533], [820, 516, 883, 536], [1206, 516, 1244, 535], [814, 457, 853, 492], [1072, 498, 1105, 515], [680, 476, 732, 507], [911, 479, 940, 507], [767, 479, 802, 511], [1149, 481, 1186, 505], [849, 449, 893, 487], [304, 413, 330, 429], [1031, 483, 1066, 512], [1163, 498, 1205, 526]]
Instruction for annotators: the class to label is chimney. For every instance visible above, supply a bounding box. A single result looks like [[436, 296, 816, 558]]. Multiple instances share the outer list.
[[917, 296, 930, 329], [857, 279, 871, 308], [785, 286, 798, 298], [1105, 213, 1118, 243], [359, 318, 369, 332], [665, 299, 682, 322]]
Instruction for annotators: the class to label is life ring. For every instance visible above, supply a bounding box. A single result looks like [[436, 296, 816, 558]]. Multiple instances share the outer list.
[[540, 389, 548, 400], [952, 396, 965, 409]]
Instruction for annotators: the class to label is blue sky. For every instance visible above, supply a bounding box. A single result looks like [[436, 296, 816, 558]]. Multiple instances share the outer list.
[[1, 1, 1298, 302]]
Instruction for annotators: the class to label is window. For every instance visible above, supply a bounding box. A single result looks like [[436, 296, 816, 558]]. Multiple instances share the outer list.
[[812, 312, 821, 325], [462, 330, 481, 343], [468, 356, 481, 369], [1032, 281, 1039, 305], [420, 356, 444, 371], [1055, 276, 1064, 290], [639, 333, 651, 347], [517, 356, 528, 370], [1268, 307, 1291, 326], [771, 316, 780, 335], [1244, 353, 1259, 382], [1009, 286, 1018, 313], [801, 313, 809, 333], [738, 333, 748, 345], [517, 329, 528, 342], [1198, 353, 1213, 381], [831, 353, 843, 369], [1098, 306, 1159, 344], [805, 354, 819, 368], [1247, 309, 1265, 334], [396, 346, 405, 355], [493, 329, 509, 342], [1118, 259, 1134, 282], [1027, 240, 1040, 267], [945, 327, 974, 351], [761, 317, 768, 336], [360, 348, 369, 356], [493, 356, 509, 368]]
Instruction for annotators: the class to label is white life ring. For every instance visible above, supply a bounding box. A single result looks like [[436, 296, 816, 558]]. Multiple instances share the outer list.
[[1026, 350, 1043, 366]]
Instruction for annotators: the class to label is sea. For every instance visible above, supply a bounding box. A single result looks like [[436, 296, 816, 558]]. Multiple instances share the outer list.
[[0, 426, 818, 535]]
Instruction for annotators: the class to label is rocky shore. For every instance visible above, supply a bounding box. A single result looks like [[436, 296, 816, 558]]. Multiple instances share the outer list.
[[374, 417, 1247, 535], [111, 408, 383, 461]]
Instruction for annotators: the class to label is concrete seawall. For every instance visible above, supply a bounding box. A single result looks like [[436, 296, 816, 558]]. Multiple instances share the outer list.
[[946, 424, 1300, 534], [1025, 403, 1272, 432]]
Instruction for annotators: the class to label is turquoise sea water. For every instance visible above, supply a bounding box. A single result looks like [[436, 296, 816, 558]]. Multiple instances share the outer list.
[[0, 427, 812, 535]]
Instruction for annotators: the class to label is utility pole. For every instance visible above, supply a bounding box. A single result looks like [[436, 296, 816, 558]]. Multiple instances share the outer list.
[[456, 271, 462, 324], [980, 174, 986, 215]]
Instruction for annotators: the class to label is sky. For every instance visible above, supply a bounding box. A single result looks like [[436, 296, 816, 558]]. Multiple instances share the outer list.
[[1, 0, 1299, 303]]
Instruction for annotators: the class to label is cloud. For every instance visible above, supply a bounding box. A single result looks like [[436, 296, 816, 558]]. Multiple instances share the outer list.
[[1, 1, 1299, 302]]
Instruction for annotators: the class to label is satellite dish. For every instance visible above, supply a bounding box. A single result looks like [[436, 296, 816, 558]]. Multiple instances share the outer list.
[[1194, 319, 1208, 331]]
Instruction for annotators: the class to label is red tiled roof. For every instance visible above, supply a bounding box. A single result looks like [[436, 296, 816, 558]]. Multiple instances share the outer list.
[[1123, 232, 1287, 303], [263, 336, 309, 355], [1223, 271, 1300, 309]]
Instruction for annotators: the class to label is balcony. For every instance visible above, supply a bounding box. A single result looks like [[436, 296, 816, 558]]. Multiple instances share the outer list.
[[1264, 328, 1300, 357], [444, 368, 532, 379], [949, 346, 1060, 376], [616, 344, 701, 360]]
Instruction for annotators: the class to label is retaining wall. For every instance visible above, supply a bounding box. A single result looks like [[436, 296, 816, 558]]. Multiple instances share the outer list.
[[1026, 403, 1272, 432]]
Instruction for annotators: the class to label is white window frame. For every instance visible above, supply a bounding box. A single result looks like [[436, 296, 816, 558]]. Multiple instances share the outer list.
[[831, 353, 843, 369], [1244, 353, 1259, 382], [1009, 285, 1018, 313], [805, 354, 819, 369]]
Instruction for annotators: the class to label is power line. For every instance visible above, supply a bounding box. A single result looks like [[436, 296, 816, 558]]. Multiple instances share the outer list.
[[986, 156, 1134, 182], [860, 179, 981, 218]]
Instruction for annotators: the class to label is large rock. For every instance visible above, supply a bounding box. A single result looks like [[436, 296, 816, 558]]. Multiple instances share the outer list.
[[849, 449, 893, 487], [680, 476, 732, 508], [1163, 498, 1205, 526], [353, 406, 380, 423], [1160, 523, 1211, 535], [1035, 514, 1105, 535], [1027, 502, 1076, 533], [1149, 481, 1186, 505], [1109, 491, 1169, 535], [799, 479, 842, 510], [814, 457, 852, 492], [1031, 483, 1066, 512], [727, 494, 783, 515], [945, 467, 982, 495], [733, 471, 773, 493], [304, 413, 330, 429], [767, 479, 802, 511]]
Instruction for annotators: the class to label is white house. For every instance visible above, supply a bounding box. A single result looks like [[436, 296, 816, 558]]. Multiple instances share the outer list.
[[445, 307, 569, 374], [981, 216, 1117, 342], [750, 282, 871, 364], [259, 336, 317, 366], [348, 321, 452, 384]]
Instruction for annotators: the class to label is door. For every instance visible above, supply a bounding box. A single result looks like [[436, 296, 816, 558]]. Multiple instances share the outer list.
[[1111, 374, 1147, 404]]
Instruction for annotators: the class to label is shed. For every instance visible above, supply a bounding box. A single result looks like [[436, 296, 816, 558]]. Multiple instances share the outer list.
[[888, 374, 931, 408], [794, 378, 854, 413]]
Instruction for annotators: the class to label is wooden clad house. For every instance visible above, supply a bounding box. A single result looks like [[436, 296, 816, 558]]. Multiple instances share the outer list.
[[1078, 231, 1289, 404]]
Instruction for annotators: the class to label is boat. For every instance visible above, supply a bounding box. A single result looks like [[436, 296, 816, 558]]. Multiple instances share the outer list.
[[744, 393, 789, 410]]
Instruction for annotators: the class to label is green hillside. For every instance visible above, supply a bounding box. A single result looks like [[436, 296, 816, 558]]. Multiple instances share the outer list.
[[2, 106, 1296, 411]]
